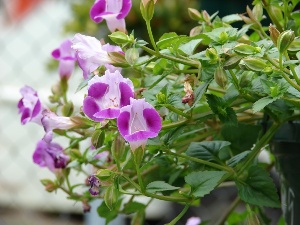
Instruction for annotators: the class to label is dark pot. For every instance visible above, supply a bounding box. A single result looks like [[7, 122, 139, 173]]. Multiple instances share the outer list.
[[270, 122, 300, 225]]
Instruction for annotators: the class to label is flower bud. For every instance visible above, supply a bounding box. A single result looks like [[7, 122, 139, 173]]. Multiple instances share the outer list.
[[96, 169, 113, 181], [156, 92, 167, 104], [188, 8, 202, 21], [108, 52, 128, 67], [214, 67, 228, 88], [109, 31, 131, 44], [253, 3, 263, 21], [190, 26, 202, 37], [125, 48, 139, 66], [223, 54, 243, 69], [239, 71, 255, 88], [62, 101, 74, 117], [104, 185, 119, 210], [202, 10, 211, 23], [269, 25, 280, 47], [111, 134, 126, 162], [205, 48, 219, 64], [277, 30, 295, 54], [40, 179, 57, 192], [234, 43, 261, 55], [140, 0, 156, 21], [240, 57, 267, 72], [92, 129, 105, 149], [219, 31, 229, 44]]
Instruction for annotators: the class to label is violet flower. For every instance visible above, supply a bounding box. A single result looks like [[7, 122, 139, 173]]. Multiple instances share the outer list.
[[18, 85, 43, 125], [117, 98, 162, 151], [33, 134, 69, 172], [51, 39, 76, 79], [88, 175, 101, 195], [72, 33, 122, 79], [41, 110, 77, 133], [90, 0, 132, 33], [83, 70, 134, 121], [186, 217, 202, 225]]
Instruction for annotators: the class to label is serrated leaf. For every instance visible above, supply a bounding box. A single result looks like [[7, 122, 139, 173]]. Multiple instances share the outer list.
[[186, 141, 231, 161], [252, 97, 277, 113], [185, 171, 227, 197], [227, 151, 251, 167], [146, 181, 179, 193], [236, 166, 280, 208]]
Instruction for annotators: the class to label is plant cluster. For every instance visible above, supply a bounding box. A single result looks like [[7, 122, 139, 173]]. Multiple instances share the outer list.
[[18, 0, 300, 224]]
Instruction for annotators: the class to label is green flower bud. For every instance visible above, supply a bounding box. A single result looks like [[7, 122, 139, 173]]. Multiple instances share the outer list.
[[234, 43, 261, 55], [205, 48, 219, 64], [223, 54, 243, 70], [111, 134, 126, 162], [125, 48, 139, 66], [62, 101, 74, 117], [202, 10, 211, 23], [40, 179, 57, 192], [240, 57, 267, 72], [277, 30, 295, 54], [239, 71, 255, 88], [253, 3, 263, 21], [92, 129, 105, 149], [188, 8, 202, 21], [108, 52, 129, 67], [104, 185, 119, 210], [109, 31, 131, 45], [96, 169, 113, 181], [219, 31, 229, 44], [140, 0, 155, 21], [156, 92, 167, 104], [214, 67, 228, 88]]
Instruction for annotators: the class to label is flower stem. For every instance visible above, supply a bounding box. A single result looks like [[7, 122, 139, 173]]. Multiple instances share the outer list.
[[165, 204, 190, 225], [146, 20, 158, 53]]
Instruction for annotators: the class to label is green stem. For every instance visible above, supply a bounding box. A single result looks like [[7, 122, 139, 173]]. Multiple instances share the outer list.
[[122, 174, 142, 192], [284, 51, 300, 85], [135, 162, 145, 193], [165, 204, 190, 225], [146, 20, 158, 53], [141, 45, 199, 67], [145, 191, 191, 203], [165, 150, 235, 173], [237, 122, 280, 175], [215, 196, 241, 225], [162, 119, 189, 130], [162, 104, 191, 118], [228, 70, 239, 89]]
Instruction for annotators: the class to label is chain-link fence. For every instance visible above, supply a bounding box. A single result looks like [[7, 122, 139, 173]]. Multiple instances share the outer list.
[[0, 0, 86, 223]]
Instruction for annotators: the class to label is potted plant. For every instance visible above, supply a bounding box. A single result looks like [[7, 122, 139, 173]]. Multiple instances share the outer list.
[[18, 0, 300, 224]]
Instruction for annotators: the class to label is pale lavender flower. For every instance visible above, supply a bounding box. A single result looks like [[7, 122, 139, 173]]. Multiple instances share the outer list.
[[117, 98, 162, 151], [186, 217, 202, 225], [90, 0, 132, 32], [41, 110, 77, 133], [18, 85, 43, 125], [33, 133, 69, 172], [72, 33, 122, 79], [51, 39, 76, 79], [88, 175, 101, 195], [83, 70, 134, 121]]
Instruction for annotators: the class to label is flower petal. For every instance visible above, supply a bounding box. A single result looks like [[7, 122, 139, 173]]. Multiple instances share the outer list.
[[51, 48, 60, 59], [59, 59, 75, 79], [83, 96, 104, 122], [125, 130, 158, 142], [90, 0, 107, 23], [143, 108, 162, 133], [94, 108, 120, 119], [105, 16, 126, 32], [119, 82, 134, 107], [117, 0, 132, 19], [88, 82, 108, 99], [117, 111, 130, 136]]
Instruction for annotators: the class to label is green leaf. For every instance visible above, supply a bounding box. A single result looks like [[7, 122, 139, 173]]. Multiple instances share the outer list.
[[252, 97, 277, 113], [189, 79, 212, 110], [186, 141, 231, 161], [222, 14, 243, 24], [206, 94, 238, 125], [185, 171, 227, 197], [146, 181, 180, 193], [157, 32, 180, 49], [236, 166, 280, 208], [178, 39, 202, 56], [122, 201, 146, 215], [97, 200, 121, 225], [227, 151, 251, 167]]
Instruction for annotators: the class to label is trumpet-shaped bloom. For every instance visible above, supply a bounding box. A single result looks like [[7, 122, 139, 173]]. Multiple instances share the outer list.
[[117, 98, 162, 151], [41, 110, 77, 133], [33, 134, 69, 172], [51, 39, 76, 79], [72, 33, 122, 79], [83, 70, 134, 121], [90, 0, 132, 32], [18, 86, 43, 125]]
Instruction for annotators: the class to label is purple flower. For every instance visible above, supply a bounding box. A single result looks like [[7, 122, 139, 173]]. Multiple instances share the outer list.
[[51, 39, 76, 79], [186, 217, 202, 225], [83, 70, 134, 121], [72, 33, 122, 79], [90, 0, 132, 32], [88, 175, 101, 195], [117, 98, 162, 151], [33, 134, 69, 172], [41, 110, 77, 133], [18, 85, 43, 125]]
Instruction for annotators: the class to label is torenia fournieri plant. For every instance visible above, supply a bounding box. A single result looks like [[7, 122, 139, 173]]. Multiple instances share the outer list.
[[18, 0, 300, 224]]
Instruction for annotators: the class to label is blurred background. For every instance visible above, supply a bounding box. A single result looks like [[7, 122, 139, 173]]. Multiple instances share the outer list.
[[0, 0, 281, 225]]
